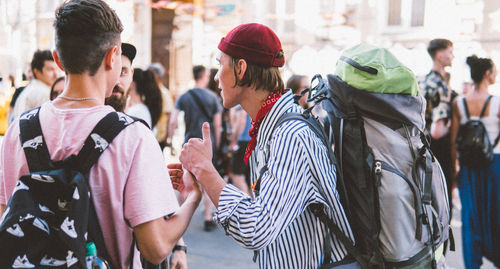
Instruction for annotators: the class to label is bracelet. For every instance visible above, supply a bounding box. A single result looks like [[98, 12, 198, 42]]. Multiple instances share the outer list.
[[173, 245, 187, 253]]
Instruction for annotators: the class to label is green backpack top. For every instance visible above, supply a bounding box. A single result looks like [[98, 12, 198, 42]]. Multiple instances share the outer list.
[[334, 43, 419, 96]]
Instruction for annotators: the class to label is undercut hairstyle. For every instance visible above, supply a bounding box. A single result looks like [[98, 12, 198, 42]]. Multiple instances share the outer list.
[[133, 68, 163, 128], [231, 58, 284, 93], [427, 39, 453, 60], [286, 75, 307, 94], [53, 0, 123, 76], [466, 55, 494, 84], [31, 50, 54, 79], [192, 65, 206, 81]]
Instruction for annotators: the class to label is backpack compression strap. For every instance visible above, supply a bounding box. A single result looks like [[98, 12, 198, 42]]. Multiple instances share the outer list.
[[19, 107, 52, 172]]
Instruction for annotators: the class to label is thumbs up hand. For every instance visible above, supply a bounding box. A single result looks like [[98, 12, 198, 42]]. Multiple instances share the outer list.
[[180, 122, 214, 177]]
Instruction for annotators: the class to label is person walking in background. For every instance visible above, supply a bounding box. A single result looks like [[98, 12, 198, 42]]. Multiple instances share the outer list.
[[286, 74, 309, 109], [228, 105, 252, 196], [419, 38, 458, 216], [49, 76, 65, 101], [125, 68, 163, 129], [10, 50, 59, 122], [208, 67, 232, 179], [148, 62, 174, 151], [450, 55, 500, 269], [180, 23, 357, 268], [169, 65, 222, 232]]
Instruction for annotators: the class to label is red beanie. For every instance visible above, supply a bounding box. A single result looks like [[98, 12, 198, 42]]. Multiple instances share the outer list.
[[218, 23, 284, 67]]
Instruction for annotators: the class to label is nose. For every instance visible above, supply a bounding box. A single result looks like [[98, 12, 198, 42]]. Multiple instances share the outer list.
[[214, 69, 220, 83]]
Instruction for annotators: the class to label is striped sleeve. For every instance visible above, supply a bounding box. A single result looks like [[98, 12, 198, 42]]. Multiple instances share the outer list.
[[216, 124, 318, 250]]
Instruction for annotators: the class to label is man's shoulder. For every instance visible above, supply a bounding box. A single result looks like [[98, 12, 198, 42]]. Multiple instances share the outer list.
[[271, 111, 317, 145], [421, 71, 445, 89]]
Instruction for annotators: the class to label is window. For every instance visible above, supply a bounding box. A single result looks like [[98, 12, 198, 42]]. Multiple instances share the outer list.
[[411, 0, 425, 26], [388, 0, 402, 26]]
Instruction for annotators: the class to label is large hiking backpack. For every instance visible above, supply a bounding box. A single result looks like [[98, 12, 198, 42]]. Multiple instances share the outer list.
[[0, 108, 142, 268], [456, 96, 500, 168], [298, 44, 452, 269]]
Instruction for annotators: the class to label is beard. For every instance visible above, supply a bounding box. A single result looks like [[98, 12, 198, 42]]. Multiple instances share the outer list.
[[105, 85, 127, 112]]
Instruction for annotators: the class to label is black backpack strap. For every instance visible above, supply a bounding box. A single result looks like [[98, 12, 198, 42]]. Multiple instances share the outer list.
[[461, 98, 470, 120], [19, 107, 52, 172], [310, 204, 367, 269], [188, 90, 214, 123], [463, 95, 492, 120], [274, 112, 335, 164], [479, 96, 493, 118], [272, 113, 366, 267]]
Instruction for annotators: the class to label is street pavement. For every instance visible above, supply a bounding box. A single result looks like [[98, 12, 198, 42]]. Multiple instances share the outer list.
[[181, 205, 258, 269]]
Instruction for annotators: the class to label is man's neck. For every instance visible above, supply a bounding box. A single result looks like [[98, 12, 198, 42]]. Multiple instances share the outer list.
[[194, 81, 206, 89], [432, 62, 446, 78], [52, 73, 106, 109], [240, 87, 272, 120]]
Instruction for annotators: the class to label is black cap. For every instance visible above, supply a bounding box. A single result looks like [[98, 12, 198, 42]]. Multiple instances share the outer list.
[[121, 43, 136, 63]]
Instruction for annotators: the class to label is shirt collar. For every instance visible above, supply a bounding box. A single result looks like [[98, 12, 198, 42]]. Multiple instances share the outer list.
[[255, 90, 295, 149]]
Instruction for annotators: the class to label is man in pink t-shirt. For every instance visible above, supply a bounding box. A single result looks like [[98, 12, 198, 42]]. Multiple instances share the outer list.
[[0, 1, 201, 268]]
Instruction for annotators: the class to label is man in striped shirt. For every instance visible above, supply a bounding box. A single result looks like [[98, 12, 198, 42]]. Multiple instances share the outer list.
[[180, 23, 359, 268]]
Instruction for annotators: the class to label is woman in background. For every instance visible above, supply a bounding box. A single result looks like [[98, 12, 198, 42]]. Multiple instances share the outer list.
[[50, 76, 65, 101], [126, 68, 163, 129], [450, 55, 500, 269]]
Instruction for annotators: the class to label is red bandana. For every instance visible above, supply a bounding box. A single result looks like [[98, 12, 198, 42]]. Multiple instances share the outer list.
[[244, 89, 284, 164]]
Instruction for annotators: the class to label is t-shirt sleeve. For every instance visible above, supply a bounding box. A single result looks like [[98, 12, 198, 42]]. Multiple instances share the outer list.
[[0, 120, 27, 206], [123, 125, 179, 227], [175, 94, 185, 111]]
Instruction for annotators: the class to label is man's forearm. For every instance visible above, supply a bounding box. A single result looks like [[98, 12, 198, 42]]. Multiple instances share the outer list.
[[167, 191, 201, 235], [195, 165, 226, 207]]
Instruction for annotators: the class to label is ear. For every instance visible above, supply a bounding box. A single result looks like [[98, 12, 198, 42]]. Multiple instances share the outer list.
[[32, 68, 42, 79], [236, 59, 247, 81], [52, 50, 65, 72], [104, 46, 119, 71]]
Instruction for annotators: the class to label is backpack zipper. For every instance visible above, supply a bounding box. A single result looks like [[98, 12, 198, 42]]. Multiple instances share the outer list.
[[374, 160, 424, 241]]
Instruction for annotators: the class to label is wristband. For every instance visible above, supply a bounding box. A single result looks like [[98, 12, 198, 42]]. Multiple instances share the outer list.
[[173, 245, 187, 253]]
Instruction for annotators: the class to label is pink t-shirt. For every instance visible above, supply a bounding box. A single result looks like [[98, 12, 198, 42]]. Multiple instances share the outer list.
[[0, 102, 179, 268]]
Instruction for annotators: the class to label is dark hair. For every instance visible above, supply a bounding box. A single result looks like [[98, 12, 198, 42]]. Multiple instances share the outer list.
[[193, 65, 206, 81], [208, 68, 220, 96], [133, 68, 163, 128], [427, 39, 453, 60], [50, 76, 65, 100], [53, 0, 123, 76], [466, 55, 494, 84], [231, 58, 284, 93], [31, 50, 54, 79], [286, 75, 307, 94]]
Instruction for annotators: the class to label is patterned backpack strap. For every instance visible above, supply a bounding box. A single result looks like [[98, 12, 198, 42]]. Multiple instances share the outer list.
[[19, 107, 52, 172], [76, 112, 145, 173]]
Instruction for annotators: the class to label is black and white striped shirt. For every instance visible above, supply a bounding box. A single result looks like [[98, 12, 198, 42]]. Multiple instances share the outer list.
[[216, 91, 354, 268]]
